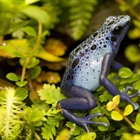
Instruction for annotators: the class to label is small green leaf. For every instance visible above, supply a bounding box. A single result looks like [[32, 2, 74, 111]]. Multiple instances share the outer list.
[[134, 80, 140, 90], [23, 26, 37, 36], [115, 126, 128, 137], [42, 124, 54, 139], [23, 105, 43, 122], [120, 73, 139, 85], [0, 39, 30, 58], [20, 57, 40, 69], [12, 51, 24, 58], [107, 101, 114, 111], [111, 110, 123, 121], [31, 66, 41, 79], [41, 30, 50, 37], [38, 84, 66, 106], [122, 133, 140, 140], [56, 128, 69, 140], [136, 113, 140, 124], [16, 81, 28, 87], [46, 108, 61, 116], [132, 123, 140, 131], [81, 132, 96, 140], [21, 6, 51, 25], [6, 73, 18, 82], [118, 67, 133, 78], [106, 95, 120, 111], [97, 117, 109, 131], [42, 116, 61, 139], [123, 104, 133, 116], [132, 113, 140, 131], [99, 91, 112, 102], [132, 114, 140, 131], [66, 121, 81, 136], [125, 45, 140, 63], [112, 95, 120, 106], [15, 87, 28, 101]]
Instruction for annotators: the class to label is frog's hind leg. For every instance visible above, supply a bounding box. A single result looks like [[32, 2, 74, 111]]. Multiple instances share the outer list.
[[57, 86, 107, 132]]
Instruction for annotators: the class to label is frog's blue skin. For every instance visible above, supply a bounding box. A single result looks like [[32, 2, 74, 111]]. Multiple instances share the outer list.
[[57, 15, 140, 132]]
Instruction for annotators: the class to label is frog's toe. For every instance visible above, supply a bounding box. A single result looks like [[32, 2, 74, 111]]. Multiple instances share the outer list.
[[128, 90, 140, 110], [120, 87, 140, 110], [120, 93, 139, 110], [125, 86, 133, 92], [132, 103, 139, 110], [129, 90, 140, 98], [123, 86, 140, 98], [82, 119, 108, 132], [80, 114, 108, 132], [85, 113, 101, 120]]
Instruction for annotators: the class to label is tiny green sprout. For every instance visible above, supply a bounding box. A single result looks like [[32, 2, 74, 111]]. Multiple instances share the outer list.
[[106, 95, 120, 111]]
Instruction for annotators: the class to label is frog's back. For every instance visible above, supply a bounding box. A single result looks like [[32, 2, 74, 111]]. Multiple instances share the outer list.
[[61, 34, 111, 91], [61, 15, 130, 91]]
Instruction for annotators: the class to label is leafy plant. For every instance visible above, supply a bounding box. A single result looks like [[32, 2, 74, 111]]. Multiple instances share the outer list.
[[0, 87, 28, 140], [66, 0, 97, 40], [0, 71, 140, 139], [115, 0, 140, 69]]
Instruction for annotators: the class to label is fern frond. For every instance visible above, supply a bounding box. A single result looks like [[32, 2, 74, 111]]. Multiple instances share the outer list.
[[68, 0, 98, 40], [42, 0, 62, 29], [0, 87, 27, 140]]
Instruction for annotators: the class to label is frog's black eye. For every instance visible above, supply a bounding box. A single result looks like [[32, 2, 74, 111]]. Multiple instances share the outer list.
[[112, 26, 123, 35]]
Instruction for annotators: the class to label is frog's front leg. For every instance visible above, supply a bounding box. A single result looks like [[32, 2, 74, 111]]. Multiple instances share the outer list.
[[100, 53, 140, 110], [57, 86, 107, 132], [111, 61, 123, 71]]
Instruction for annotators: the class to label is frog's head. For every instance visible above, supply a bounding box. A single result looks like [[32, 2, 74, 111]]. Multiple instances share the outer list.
[[103, 15, 131, 54]]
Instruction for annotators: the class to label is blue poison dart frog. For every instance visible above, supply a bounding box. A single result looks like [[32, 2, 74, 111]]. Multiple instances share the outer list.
[[57, 15, 140, 132]]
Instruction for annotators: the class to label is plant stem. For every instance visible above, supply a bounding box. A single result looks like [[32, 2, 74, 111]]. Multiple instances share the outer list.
[[20, 22, 42, 82], [35, 132, 41, 140], [115, 107, 133, 126], [21, 57, 31, 82], [32, 21, 42, 54]]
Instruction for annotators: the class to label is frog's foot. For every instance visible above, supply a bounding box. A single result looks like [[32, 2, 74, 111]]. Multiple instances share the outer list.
[[76, 113, 108, 132], [120, 86, 140, 110]]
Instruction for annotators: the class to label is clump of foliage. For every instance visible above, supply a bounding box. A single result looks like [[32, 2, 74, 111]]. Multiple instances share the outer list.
[[0, 68, 140, 140], [115, 0, 140, 70], [0, 87, 27, 139], [0, 0, 140, 140]]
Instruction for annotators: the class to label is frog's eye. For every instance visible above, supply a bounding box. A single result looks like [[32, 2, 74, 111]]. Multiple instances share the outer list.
[[112, 26, 123, 35]]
